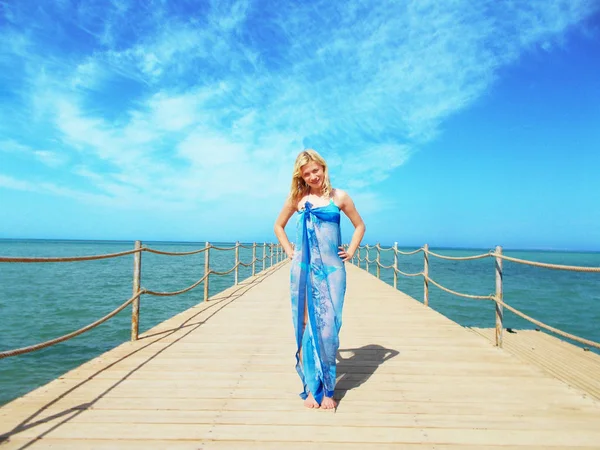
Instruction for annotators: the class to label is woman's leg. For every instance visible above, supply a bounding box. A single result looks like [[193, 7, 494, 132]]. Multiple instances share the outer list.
[[320, 269, 345, 410], [300, 298, 320, 408], [319, 313, 337, 409]]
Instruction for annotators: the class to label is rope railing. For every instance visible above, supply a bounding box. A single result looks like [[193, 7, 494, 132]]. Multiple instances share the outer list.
[[496, 298, 600, 350], [491, 253, 600, 272], [210, 244, 239, 251], [143, 246, 207, 256], [3, 237, 596, 357], [396, 248, 423, 255], [394, 268, 423, 277], [0, 291, 143, 359], [425, 275, 495, 301], [425, 249, 493, 261], [0, 248, 144, 263], [0, 243, 288, 262], [144, 272, 211, 297], [354, 243, 600, 276], [0, 241, 286, 359], [210, 263, 241, 276], [352, 241, 599, 350], [238, 260, 256, 267]]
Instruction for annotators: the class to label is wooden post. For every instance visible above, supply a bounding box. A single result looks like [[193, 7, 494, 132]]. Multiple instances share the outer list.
[[131, 240, 142, 341], [393, 242, 398, 289], [423, 243, 429, 307], [234, 241, 239, 285], [357, 246, 361, 268], [270, 243, 273, 267], [376, 243, 381, 279], [262, 243, 266, 272], [204, 242, 210, 302], [495, 245, 504, 348], [252, 243, 257, 276]]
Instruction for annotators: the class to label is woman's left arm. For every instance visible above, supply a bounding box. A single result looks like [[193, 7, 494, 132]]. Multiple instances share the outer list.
[[336, 189, 366, 261]]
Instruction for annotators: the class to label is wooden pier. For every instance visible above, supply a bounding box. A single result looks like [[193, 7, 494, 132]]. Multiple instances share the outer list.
[[1, 262, 600, 449]]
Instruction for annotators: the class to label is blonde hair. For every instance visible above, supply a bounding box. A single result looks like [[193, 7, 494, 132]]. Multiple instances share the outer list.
[[288, 149, 332, 206]]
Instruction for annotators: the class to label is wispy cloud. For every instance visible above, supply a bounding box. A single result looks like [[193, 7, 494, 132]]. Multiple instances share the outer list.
[[0, 139, 67, 167], [0, 173, 108, 204], [0, 0, 598, 221], [0, 174, 36, 192], [33, 150, 66, 168]]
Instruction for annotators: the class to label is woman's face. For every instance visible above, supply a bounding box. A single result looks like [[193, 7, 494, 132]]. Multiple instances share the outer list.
[[301, 161, 324, 191]]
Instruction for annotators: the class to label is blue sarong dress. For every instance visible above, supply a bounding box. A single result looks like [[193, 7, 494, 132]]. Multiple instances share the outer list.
[[290, 199, 347, 404]]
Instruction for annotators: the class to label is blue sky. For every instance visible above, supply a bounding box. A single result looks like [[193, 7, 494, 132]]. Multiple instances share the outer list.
[[0, 0, 599, 250]]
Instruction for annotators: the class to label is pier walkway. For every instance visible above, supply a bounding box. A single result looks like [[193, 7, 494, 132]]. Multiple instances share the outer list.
[[1, 262, 600, 449]]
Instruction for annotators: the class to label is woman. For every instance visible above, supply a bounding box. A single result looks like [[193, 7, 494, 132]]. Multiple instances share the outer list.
[[274, 149, 366, 409]]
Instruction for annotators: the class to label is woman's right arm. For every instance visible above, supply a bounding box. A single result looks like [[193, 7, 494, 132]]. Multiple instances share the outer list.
[[274, 199, 297, 259]]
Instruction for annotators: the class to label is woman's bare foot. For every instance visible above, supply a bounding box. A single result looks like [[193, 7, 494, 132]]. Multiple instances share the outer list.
[[303, 393, 320, 408], [320, 396, 337, 410]]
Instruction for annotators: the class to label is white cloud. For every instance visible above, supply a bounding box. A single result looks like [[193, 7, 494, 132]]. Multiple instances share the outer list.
[[178, 132, 248, 167], [71, 59, 104, 89], [0, 0, 597, 218], [33, 151, 67, 168], [334, 144, 412, 189], [0, 140, 67, 167], [147, 92, 203, 132], [0, 139, 30, 153], [209, 0, 251, 31], [0, 173, 110, 204], [0, 174, 36, 192]]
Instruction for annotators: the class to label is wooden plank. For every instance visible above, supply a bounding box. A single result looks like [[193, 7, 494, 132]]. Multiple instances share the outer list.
[[8, 422, 600, 446], [471, 327, 600, 400], [5, 440, 600, 450], [6, 408, 600, 431]]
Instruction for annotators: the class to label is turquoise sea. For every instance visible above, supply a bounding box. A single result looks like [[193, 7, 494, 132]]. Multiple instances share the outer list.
[[1, 239, 599, 406]]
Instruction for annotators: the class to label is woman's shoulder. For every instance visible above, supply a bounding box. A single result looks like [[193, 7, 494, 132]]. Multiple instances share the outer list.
[[332, 188, 349, 201], [332, 188, 351, 209]]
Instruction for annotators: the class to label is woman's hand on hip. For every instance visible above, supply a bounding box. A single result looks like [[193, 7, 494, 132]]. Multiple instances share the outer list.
[[338, 246, 353, 262]]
